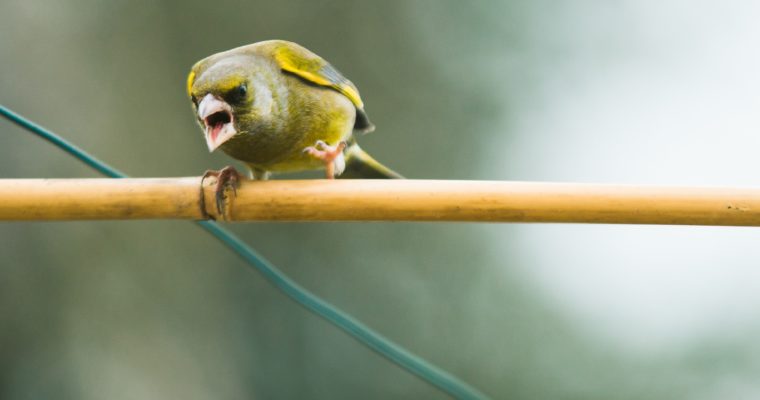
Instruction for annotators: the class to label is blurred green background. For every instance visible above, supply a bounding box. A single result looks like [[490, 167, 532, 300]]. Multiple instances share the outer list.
[[3, 1, 760, 399]]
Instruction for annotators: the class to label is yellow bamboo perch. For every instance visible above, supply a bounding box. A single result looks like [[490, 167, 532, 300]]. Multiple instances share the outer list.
[[2, 178, 760, 225]]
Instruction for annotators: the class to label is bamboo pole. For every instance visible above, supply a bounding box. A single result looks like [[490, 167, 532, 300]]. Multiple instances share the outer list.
[[2, 178, 760, 225], [0, 178, 201, 220]]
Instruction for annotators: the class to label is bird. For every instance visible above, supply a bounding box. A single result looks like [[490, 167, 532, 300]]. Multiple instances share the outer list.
[[187, 40, 402, 212]]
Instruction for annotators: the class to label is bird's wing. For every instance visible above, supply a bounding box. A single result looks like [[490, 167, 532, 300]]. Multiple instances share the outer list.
[[273, 43, 365, 109]]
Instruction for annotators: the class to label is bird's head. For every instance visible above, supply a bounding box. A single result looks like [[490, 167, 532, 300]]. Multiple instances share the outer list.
[[187, 58, 257, 152]]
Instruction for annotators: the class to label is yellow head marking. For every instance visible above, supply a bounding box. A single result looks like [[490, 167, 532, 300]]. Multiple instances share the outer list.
[[186, 70, 196, 97], [187, 63, 246, 98], [213, 75, 247, 94]]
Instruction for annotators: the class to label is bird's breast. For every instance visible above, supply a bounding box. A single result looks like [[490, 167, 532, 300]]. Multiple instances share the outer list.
[[219, 77, 357, 172]]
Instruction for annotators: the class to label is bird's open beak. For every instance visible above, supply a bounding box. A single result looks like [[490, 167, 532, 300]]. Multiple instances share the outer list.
[[197, 94, 236, 152]]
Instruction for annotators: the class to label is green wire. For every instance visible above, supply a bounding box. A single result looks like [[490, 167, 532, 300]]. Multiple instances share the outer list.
[[0, 104, 488, 400]]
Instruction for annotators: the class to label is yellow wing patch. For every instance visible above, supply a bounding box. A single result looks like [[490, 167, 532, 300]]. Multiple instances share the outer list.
[[274, 44, 364, 109]]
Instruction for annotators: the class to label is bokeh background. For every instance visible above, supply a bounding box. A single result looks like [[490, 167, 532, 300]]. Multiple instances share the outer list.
[[3, 1, 760, 398]]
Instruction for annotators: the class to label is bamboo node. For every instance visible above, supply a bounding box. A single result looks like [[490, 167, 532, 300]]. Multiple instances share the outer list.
[[198, 176, 214, 220], [199, 175, 236, 221]]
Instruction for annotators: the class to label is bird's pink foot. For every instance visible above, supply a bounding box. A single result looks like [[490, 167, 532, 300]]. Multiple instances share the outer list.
[[201, 166, 242, 218], [303, 140, 347, 179]]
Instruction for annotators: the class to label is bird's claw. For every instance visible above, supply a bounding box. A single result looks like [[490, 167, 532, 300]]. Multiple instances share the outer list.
[[302, 140, 347, 179], [201, 166, 242, 219]]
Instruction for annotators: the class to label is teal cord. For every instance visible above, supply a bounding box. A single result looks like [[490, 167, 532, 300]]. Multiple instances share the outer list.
[[0, 105, 488, 400]]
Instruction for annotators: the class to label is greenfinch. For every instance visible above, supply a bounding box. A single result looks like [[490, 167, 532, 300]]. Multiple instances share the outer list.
[[187, 40, 401, 190]]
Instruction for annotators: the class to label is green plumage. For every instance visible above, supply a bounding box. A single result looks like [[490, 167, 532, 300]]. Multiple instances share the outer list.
[[188, 40, 400, 179]]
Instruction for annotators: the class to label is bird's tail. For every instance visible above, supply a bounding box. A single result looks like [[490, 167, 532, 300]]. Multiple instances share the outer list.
[[340, 141, 403, 179]]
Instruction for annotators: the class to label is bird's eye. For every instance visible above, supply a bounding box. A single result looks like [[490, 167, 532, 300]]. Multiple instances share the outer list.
[[190, 95, 198, 105], [227, 84, 247, 104], [236, 84, 247, 97]]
